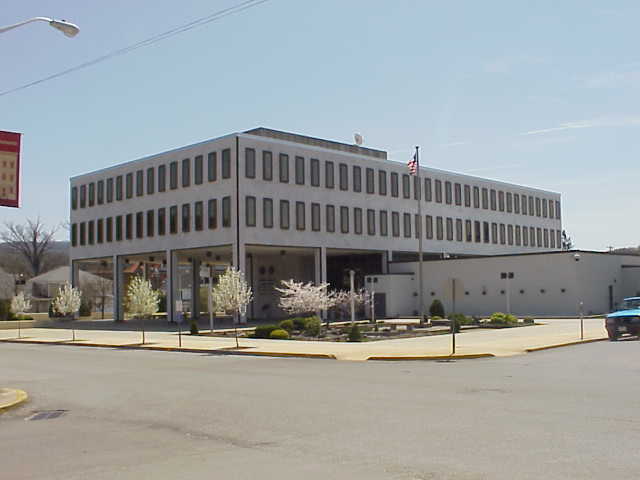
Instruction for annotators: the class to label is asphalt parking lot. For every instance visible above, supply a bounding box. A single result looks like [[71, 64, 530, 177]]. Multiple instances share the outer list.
[[1, 340, 639, 479]]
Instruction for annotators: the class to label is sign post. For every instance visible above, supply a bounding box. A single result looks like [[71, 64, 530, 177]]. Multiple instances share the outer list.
[[0, 131, 21, 208]]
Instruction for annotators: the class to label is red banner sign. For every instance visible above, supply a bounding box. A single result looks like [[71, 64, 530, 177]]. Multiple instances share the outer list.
[[0, 131, 21, 208]]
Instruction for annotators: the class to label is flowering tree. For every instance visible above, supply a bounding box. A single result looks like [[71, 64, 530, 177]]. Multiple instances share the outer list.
[[211, 268, 253, 317], [52, 283, 82, 317], [275, 279, 335, 316], [126, 276, 160, 345], [211, 268, 252, 348], [10, 292, 31, 316], [126, 276, 160, 319], [332, 288, 369, 321]]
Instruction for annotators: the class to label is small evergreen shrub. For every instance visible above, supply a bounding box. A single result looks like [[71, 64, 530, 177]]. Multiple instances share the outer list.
[[190, 320, 199, 335], [523, 316, 534, 324], [489, 312, 518, 325], [429, 299, 445, 318], [279, 319, 295, 332], [347, 324, 363, 342], [292, 317, 308, 331], [158, 293, 167, 313], [269, 328, 290, 340], [304, 317, 321, 337], [79, 298, 92, 317], [0, 299, 10, 321], [448, 313, 471, 333], [15, 314, 34, 321], [254, 324, 279, 338]]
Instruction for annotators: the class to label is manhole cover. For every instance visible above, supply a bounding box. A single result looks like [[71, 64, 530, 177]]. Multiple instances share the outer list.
[[26, 410, 68, 421]]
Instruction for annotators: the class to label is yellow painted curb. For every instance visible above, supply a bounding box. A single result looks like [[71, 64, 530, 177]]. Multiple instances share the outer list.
[[242, 351, 336, 359], [0, 338, 336, 359], [0, 388, 28, 413], [368, 353, 495, 361], [525, 337, 608, 352]]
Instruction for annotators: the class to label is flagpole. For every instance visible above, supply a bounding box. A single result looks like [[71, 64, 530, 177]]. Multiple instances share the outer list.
[[415, 146, 425, 325]]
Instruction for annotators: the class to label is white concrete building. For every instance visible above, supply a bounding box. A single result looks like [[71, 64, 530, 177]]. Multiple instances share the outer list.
[[368, 251, 640, 317], [69, 128, 563, 321]]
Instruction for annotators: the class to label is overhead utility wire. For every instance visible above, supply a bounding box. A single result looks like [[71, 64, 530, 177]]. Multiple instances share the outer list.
[[0, 0, 270, 98]]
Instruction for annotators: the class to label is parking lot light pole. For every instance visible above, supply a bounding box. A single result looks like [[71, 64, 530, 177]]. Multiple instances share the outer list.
[[574, 253, 583, 340], [0, 17, 80, 37], [500, 272, 514, 315], [349, 270, 356, 324]]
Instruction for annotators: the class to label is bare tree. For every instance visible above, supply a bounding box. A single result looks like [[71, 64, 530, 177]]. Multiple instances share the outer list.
[[561, 230, 574, 251], [1, 218, 59, 276], [82, 277, 112, 319]]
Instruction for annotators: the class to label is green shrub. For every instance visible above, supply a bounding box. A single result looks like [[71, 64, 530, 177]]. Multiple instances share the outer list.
[[0, 299, 10, 321], [489, 312, 518, 325], [15, 314, 34, 321], [292, 317, 308, 331], [190, 320, 199, 335], [449, 313, 471, 333], [304, 317, 321, 337], [269, 328, 290, 340], [158, 293, 167, 313], [79, 298, 92, 317], [429, 299, 445, 318], [254, 324, 279, 338], [279, 319, 295, 332], [347, 324, 363, 342], [523, 316, 534, 324]]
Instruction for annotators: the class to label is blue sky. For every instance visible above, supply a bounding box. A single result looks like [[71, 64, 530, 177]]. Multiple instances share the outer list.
[[1, 0, 639, 250]]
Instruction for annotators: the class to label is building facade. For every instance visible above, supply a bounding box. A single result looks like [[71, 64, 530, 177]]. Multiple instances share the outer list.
[[368, 251, 640, 317], [69, 128, 563, 321]]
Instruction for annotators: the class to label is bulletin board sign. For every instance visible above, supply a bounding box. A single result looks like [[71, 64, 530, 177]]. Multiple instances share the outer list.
[[0, 131, 21, 208]]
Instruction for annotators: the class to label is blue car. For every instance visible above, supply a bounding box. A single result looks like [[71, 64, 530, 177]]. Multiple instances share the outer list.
[[605, 297, 640, 341]]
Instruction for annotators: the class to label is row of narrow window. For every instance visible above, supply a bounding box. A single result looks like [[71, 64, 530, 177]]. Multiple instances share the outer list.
[[243, 149, 560, 218], [71, 149, 231, 209], [71, 148, 561, 221], [71, 197, 231, 246], [72, 196, 560, 250]]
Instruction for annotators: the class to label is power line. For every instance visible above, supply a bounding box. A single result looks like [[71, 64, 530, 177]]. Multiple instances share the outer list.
[[0, 0, 270, 98]]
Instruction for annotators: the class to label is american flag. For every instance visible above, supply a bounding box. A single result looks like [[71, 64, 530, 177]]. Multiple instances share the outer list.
[[407, 152, 418, 176]]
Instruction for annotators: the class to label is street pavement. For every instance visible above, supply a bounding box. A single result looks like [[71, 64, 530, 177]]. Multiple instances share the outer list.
[[0, 318, 607, 360], [1, 340, 639, 479]]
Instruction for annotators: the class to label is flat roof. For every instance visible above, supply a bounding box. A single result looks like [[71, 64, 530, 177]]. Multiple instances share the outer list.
[[244, 127, 387, 160], [389, 249, 640, 263], [70, 127, 559, 195]]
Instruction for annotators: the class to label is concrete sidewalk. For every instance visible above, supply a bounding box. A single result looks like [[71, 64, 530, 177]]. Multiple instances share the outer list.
[[0, 318, 608, 361]]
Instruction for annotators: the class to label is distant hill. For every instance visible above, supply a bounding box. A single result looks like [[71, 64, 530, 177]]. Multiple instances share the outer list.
[[0, 240, 70, 277], [612, 246, 640, 255]]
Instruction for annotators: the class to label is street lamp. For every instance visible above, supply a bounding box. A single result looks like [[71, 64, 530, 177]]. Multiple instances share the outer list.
[[0, 17, 80, 37], [573, 253, 584, 340], [500, 272, 514, 315]]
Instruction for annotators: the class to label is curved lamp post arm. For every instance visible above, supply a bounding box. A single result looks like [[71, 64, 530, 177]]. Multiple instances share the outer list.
[[0, 17, 79, 37]]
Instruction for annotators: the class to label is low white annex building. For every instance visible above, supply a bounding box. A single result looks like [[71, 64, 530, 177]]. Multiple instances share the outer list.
[[69, 127, 563, 321], [367, 250, 640, 317]]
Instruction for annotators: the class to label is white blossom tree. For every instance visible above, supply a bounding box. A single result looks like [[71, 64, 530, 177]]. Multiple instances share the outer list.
[[275, 279, 335, 317], [10, 291, 31, 316], [332, 288, 368, 321], [126, 275, 160, 344], [10, 291, 32, 339], [211, 268, 253, 347], [52, 283, 82, 317], [126, 276, 160, 319]]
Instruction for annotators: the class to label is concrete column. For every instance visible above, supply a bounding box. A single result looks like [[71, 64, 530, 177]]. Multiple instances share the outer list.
[[112, 255, 124, 322], [191, 258, 201, 320], [318, 247, 328, 321], [70, 260, 80, 288], [233, 242, 247, 324], [381, 251, 390, 274], [165, 250, 175, 323]]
